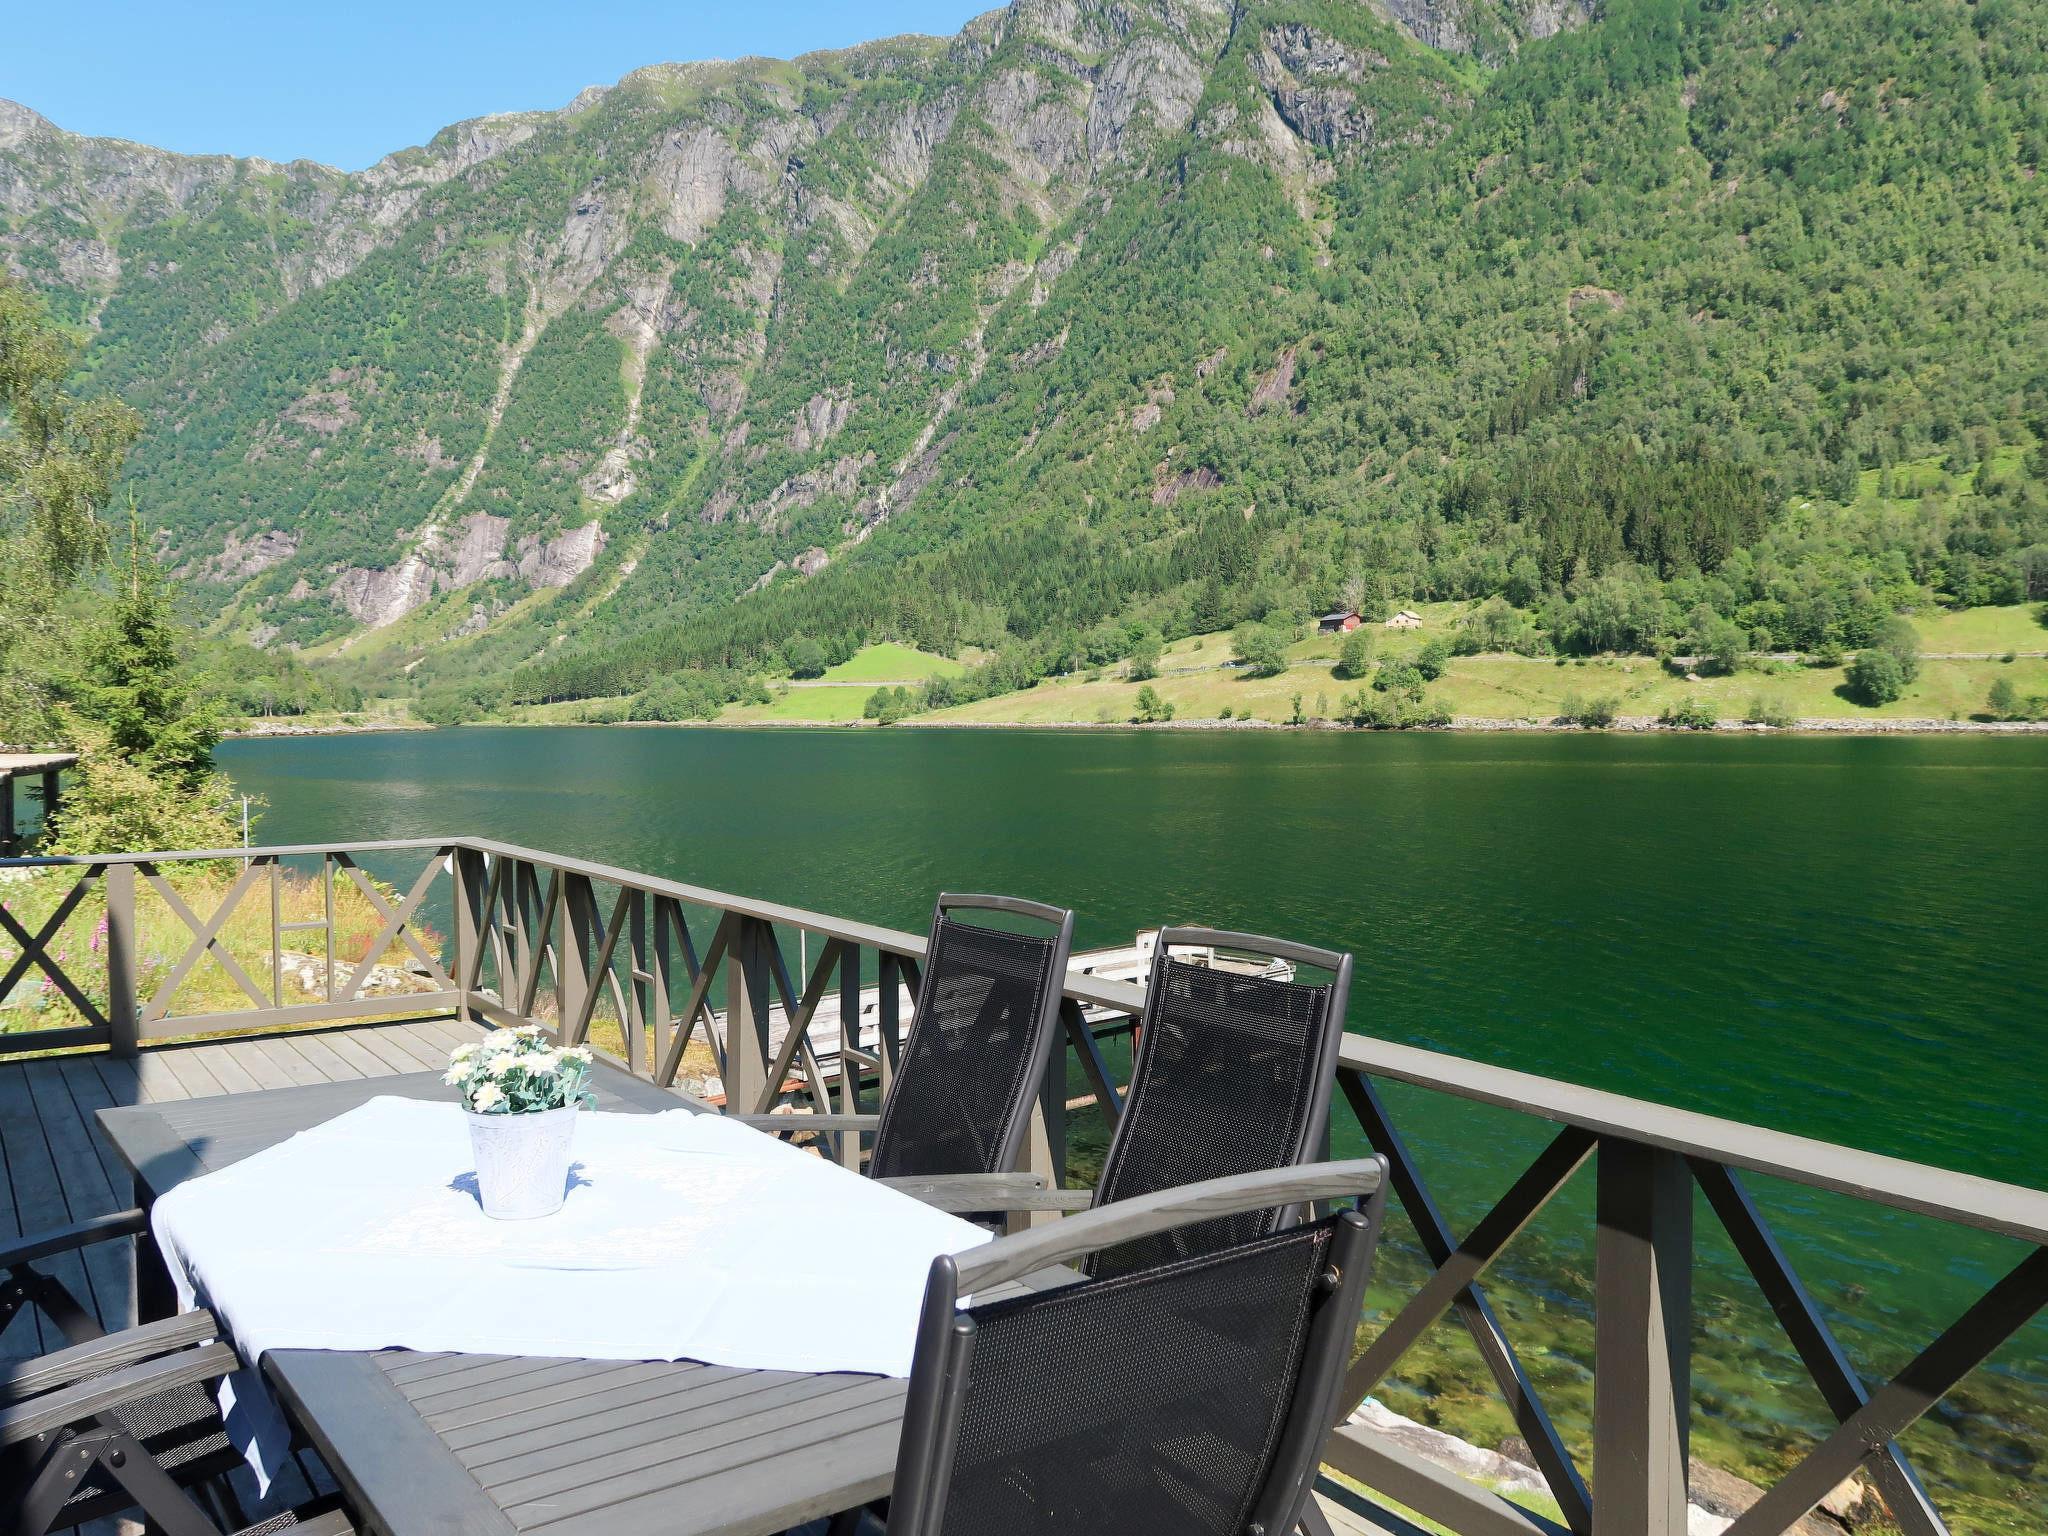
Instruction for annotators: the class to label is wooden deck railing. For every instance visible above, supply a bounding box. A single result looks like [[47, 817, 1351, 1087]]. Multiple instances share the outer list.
[[3, 838, 2043, 1536]]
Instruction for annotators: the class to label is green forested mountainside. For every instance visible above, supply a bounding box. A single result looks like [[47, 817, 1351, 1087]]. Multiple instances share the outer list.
[[4, 0, 2046, 720]]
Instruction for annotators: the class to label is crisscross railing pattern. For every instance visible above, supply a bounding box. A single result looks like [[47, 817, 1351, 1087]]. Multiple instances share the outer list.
[[0, 843, 463, 1053], [4, 837, 2045, 1536], [1313, 1042, 2048, 1536]]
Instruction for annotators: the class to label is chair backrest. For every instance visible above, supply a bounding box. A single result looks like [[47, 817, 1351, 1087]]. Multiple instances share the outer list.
[[866, 894, 1076, 1182], [889, 1186, 1382, 1536], [1087, 927, 1352, 1278], [2, 1312, 247, 1535]]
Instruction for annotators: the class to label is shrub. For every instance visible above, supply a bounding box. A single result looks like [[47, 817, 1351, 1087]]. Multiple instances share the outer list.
[[1373, 659, 1426, 700], [1334, 628, 1375, 679], [1134, 685, 1175, 723], [1127, 629, 1162, 680], [1744, 695, 1796, 728], [1660, 696, 1720, 730], [1876, 617, 1922, 682], [1688, 612, 1746, 675], [1340, 688, 1448, 729], [863, 685, 919, 723], [1846, 649, 1906, 705], [1559, 691, 1618, 728], [1464, 595, 1530, 654], [631, 676, 720, 721], [1340, 689, 1396, 728], [786, 637, 827, 679], [1415, 637, 1452, 681], [1232, 622, 1292, 677], [1986, 677, 2018, 719]]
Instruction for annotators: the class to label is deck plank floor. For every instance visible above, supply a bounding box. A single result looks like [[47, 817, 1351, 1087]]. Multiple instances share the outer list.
[[0, 1017, 573, 1532], [0, 1016, 499, 1360], [6, 1021, 1380, 1536]]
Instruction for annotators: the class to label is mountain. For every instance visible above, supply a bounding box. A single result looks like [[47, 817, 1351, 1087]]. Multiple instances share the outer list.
[[4, 0, 2045, 717]]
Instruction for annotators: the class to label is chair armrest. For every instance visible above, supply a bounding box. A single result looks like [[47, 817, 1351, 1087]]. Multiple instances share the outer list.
[[0, 1208, 148, 1269], [878, 1173, 1096, 1215], [0, 1311, 220, 1406], [954, 1158, 1389, 1293], [0, 1340, 240, 1447], [726, 1112, 880, 1134]]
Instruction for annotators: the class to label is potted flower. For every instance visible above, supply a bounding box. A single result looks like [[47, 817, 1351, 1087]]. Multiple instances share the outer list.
[[445, 1026, 597, 1219]]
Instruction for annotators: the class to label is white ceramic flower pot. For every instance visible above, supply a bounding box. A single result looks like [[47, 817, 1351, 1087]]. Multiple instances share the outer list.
[[465, 1104, 577, 1220]]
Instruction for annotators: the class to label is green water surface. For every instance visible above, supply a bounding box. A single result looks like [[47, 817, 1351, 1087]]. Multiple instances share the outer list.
[[216, 727, 2048, 1523]]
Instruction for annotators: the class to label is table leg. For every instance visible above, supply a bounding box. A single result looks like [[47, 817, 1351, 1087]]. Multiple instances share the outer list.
[[133, 1177, 174, 1323]]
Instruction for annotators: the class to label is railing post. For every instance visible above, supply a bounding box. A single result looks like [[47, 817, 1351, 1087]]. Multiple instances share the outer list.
[[104, 862, 138, 1057], [626, 890, 648, 1075], [452, 848, 488, 1024], [877, 951, 901, 1099], [1594, 1137, 1693, 1536], [725, 917, 773, 1114], [559, 874, 597, 1044], [1013, 1006, 1071, 1234], [837, 943, 862, 1168]]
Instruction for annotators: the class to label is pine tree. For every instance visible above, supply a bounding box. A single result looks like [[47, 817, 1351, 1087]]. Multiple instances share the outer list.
[[49, 512, 241, 853]]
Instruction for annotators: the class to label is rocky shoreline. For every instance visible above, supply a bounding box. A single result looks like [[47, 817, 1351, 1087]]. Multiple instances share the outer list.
[[1351, 1399, 1878, 1535], [897, 714, 2048, 735], [225, 720, 430, 738], [223, 714, 2048, 739]]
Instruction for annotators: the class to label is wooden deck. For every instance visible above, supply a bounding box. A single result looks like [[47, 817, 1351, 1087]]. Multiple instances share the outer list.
[[4, 1016, 1395, 1536], [0, 1014, 496, 1363]]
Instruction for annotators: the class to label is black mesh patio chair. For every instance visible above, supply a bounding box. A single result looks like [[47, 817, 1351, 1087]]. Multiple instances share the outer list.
[[1, 1307, 354, 1536], [1, 1209, 248, 1527], [873, 1157, 1388, 1536], [880, 927, 1352, 1274], [728, 894, 1075, 1185]]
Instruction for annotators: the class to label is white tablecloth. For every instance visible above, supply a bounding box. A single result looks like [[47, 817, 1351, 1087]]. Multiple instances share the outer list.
[[150, 1097, 989, 1491]]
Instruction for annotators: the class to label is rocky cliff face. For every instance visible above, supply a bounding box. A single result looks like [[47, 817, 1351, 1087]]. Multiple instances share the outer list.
[[0, 0, 1585, 650]]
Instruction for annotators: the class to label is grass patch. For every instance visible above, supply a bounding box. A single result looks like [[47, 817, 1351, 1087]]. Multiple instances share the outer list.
[[816, 643, 965, 684], [1909, 604, 2048, 655], [0, 862, 442, 1038], [921, 646, 2048, 725], [724, 686, 874, 723]]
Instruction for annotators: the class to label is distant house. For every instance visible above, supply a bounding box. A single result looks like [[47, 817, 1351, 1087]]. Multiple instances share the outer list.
[[1384, 609, 1423, 630], [1318, 610, 1362, 634]]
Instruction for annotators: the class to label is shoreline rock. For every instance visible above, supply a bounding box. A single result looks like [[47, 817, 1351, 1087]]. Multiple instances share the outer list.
[[1351, 1400, 1877, 1535], [222, 715, 2048, 739]]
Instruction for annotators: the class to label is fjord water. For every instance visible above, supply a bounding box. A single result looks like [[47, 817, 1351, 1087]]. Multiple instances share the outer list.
[[219, 728, 2048, 1507]]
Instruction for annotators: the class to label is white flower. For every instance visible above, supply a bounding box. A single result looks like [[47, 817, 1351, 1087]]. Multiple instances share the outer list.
[[440, 1066, 465, 1086], [563, 1045, 593, 1065], [471, 1082, 505, 1112], [486, 1055, 520, 1078], [449, 1043, 477, 1063]]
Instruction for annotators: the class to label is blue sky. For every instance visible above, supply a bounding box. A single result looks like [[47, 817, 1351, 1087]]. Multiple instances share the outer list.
[[5, 2, 989, 171]]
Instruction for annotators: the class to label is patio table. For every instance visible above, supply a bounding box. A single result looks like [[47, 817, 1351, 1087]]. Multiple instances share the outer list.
[[95, 1061, 915, 1536]]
